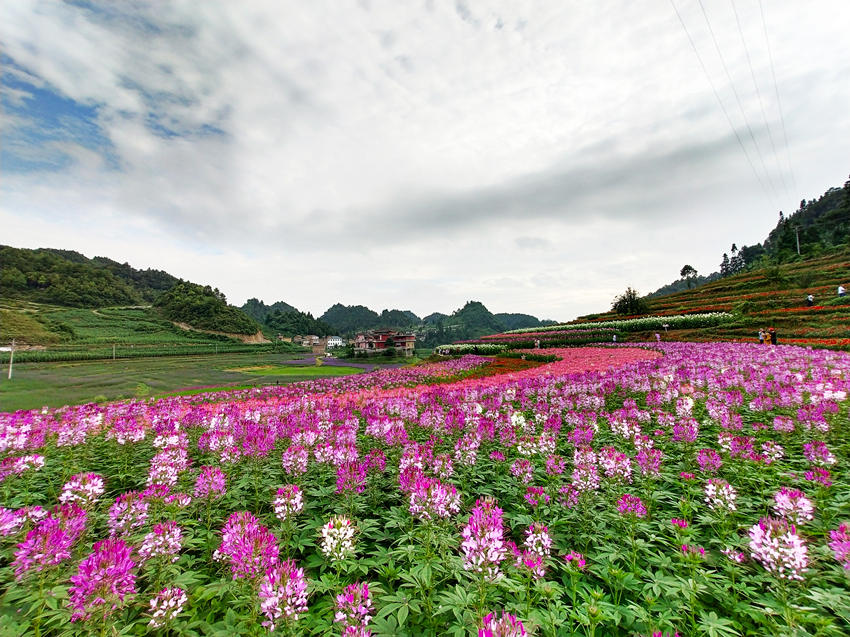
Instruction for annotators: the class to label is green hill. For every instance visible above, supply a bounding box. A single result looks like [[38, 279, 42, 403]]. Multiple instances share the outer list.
[[154, 282, 261, 335]]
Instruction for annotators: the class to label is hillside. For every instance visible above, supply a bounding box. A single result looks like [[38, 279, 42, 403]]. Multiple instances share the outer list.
[[154, 282, 261, 336], [575, 248, 850, 348]]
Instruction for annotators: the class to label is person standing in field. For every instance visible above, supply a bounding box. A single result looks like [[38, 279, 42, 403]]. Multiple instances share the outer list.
[[806, 294, 814, 306], [769, 327, 777, 345], [839, 284, 846, 297], [758, 329, 765, 344]]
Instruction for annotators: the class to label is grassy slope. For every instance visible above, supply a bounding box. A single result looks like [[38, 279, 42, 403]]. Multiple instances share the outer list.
[[580, 248, 850, 347], [0, 352, 363, 412]]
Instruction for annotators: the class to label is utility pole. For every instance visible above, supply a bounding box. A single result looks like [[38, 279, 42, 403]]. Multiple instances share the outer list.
[[8, 339, 14, 380], [794, 225, 801, 255], [113, 343, 116, 360]]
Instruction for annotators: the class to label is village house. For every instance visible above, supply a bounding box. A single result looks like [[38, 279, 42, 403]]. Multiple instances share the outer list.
[[353, 329, 415, 356], [326, 335, 345, 348]]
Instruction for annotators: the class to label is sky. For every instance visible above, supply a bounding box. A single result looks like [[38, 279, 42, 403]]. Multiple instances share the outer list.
[[2, 1, 849, 322]]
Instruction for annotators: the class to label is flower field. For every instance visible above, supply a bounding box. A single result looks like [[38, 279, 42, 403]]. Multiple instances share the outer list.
[[1, 344, 849, 636]]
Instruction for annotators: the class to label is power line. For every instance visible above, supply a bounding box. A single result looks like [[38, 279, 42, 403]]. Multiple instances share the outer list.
[[668, 0, 773, 203], [758, 0, 797, 193], [730, 0, 789, 196], [695, 0, 779, 200]]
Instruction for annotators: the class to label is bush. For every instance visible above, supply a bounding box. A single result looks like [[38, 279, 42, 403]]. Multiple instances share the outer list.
[[611, 287, 650, 316]]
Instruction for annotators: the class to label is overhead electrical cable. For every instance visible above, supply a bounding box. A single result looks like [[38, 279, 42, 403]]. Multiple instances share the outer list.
[[668, 0, 773, 204], [758, 0, 797, 193], [730, 0, 789, 196], [695, 0, 778, 201]]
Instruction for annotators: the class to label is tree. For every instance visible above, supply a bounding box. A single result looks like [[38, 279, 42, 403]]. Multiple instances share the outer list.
[[720, 253, 730, 277], [680, 265, 698, 289], [611, 287, 649, 315]]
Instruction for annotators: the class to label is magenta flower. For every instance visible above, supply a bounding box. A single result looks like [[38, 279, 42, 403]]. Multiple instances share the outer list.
[[334, 581, 373, 634], [259, 559, 309, 629], [616, 494, 647, 519], [636, 448, 663, 477], [0, 454, 45, 481], [562, 550, 586, 570], [696, 448, 722, 473], [671, 518, 689, 530], [480, 610, 526, 636], [523, 486, 550, 509], [748, 517, 808, 581], [215, 511, 280, 580], [107, 491, 149, 537], [829, 523, 850, 570], [804, 467, 832, 487], [336, 460, 368, 494], [194, 466, 226, 500], [803, 441, 836, 466], [13, 504, 86, 580], [68, 538, 137, 622]]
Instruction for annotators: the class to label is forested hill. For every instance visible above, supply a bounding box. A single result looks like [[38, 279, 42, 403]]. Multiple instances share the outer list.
[[314, 300, 557, 346], [0, 245, 176, 306], [648, 175, 850, 298]]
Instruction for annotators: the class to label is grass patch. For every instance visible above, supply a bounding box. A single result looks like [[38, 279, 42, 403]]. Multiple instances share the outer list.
[[238, 365, 363, 377], [0, 351, 342, 412]]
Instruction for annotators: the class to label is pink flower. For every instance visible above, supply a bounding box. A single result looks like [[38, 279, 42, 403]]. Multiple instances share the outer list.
[[334, 581, 372, 633], [461, 497, 507, 581], [59, 472, 105, 508], [408, 476, 461, 521], [524, 522, 552, 558], [562, 550, 586, 570], [259, 559, 309, 629], [13, 504, 86, 580], [804, 467, 832, 487], [829, 523, 850, 569], [148, 587, 187, 629], [616, 494, 647, 519], [273, 484, 304, 522], [523, 486, 550, 509], [108, 491, 149, 537], [509, 459, 533, 484], [696, 448, 722, 473], [671, 518, 689, 529], [599, 447, 632, 483], [704, 479, 737, 512], [215, 511, 280, 580], [772, 487, 814, 525], [480, 610, 526, 636], [139, 521, 183, 564], [748, 517, 808, 581], [194, 466, 226, 500], [68, 538, 137, 622]]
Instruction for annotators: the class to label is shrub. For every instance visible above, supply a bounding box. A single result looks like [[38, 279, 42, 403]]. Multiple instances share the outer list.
[[611, 287, 649, 316]]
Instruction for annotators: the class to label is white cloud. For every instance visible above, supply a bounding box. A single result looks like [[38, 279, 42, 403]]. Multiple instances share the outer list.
[[1, 0, 849, 320]]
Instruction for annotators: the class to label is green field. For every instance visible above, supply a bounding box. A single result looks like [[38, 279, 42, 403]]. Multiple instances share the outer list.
[[0, 352, 364, 412]]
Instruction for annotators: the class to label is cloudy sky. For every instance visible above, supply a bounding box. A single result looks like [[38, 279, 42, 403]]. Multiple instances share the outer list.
[[2, 1, 848, 321]]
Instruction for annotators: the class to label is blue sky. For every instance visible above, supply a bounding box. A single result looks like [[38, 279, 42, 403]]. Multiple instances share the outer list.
[[2, 1, 849, 320]]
